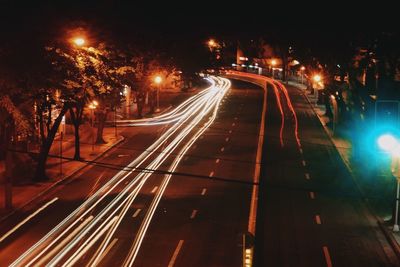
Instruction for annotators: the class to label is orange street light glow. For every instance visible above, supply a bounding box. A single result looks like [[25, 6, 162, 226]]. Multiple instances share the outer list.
[[73, 38, 85, 46], [154, 76, 162, 84], [300, 66, 306, 71], [208, 39, 216, 47], [271, 59, 277, 66], [313, 74, 322, 82]]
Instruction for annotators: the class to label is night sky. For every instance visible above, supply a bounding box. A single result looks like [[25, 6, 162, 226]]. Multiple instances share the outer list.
[[0, 0, 398, 60]]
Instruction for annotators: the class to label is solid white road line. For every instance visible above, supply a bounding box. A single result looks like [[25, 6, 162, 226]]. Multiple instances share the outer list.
[[315, 215, 322, 225], [305, 173, 310, 180], [168, 240, 184, 267], [0, 197, 58, 243], [190, 210, 198, 219], [323, 246, 333, 267], [215, 158, 220, 164], [151, 186, 158, 194], [309, 192, 315, 199], [209, 171, 214, 177], [132, 209, 142, 218], [201, 188, 207, 196]]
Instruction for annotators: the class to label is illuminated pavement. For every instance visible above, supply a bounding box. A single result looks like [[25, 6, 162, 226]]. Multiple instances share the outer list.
[[228, 71, 400, 267], [0, 76, 264, 267]]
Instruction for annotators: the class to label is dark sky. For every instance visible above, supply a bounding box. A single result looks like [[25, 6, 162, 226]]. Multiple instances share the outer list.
[[0, 0, 398, 59]]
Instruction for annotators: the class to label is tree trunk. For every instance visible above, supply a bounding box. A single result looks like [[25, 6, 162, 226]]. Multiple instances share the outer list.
[[96, 110, 107, 144], [34, 107, 67, 182], [69, 107, 83, 160]]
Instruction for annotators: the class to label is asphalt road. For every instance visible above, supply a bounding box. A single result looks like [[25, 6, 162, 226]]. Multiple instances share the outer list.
[[250, 76, 400, 267], [0, 77, 262, 267]]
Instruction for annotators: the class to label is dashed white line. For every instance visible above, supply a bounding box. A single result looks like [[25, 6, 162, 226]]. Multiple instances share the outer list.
[[229, 130, 233, 134], [201, 188, 207, 195], [299, 148, 303, 154], [232, 123, 236, 126], [168, 240, 184, 267], [220, 147, 225, 152], [209, 171, 214, 177], [309, 192, 315, 199], [305, 173, 310, 180], [132, 209, 142, 218], [302, 160, 307, 167], [151, 186, 158, 194], [190, 210, 198, 219], [323, 246, 333, 267], [234, 117, 238, 120], [225, 137, 230, 142], [315, 215, 322, 225], [215, 158, 220, 164]]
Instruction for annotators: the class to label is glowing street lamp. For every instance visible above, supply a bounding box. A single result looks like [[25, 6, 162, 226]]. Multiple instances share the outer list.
[[270, 59, 277, 78], [313, 74, 322, 83], [154, 76, 163, 112], [73, 37, 85, 47], [378, 133, 400, 232], [300, 66, 306, 84]]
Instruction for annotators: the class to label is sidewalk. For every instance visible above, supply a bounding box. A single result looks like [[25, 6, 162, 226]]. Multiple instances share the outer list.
[[289, 80, 400, 259], [0, 88, 193, 222], [0, 126, 124, 221]]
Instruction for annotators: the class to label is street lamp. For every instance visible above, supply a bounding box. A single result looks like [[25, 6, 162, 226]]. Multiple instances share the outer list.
[[73, 37, 85, 47], [271, 59, 277, 78], [300, 66, 306, 84], [378, 134, 400, 232], [154, 76, 162, 113], [88, 101, 98, 152]]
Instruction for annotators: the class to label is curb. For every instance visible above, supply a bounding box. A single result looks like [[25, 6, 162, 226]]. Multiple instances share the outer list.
[[0, 135, 125, 224], [290, 82, 400, 262], [378, 218, 400, 260]]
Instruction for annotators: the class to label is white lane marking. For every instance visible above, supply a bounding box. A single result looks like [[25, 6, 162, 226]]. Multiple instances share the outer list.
[[234, 117, 238, 120], [209, 171, 214, 177], [229, 130, 232, 134], [151, 186, 158, 194], [220, 147, 225, 152], [96, 238, 118, 265], [0, 197, 58, 243], [315, 215, 322, 225], [132, 209, 142, 218], [309, 192, 315, 199], [190, 210, 198, 219], [117, 154, 129, 158], [225, 137, 230, 142], [323, 246, 333, 267], [168, 240, 184, 267], [201, 188, 207, 195], [232, 123, 236, 126], [299, 148, 303, 154], [302, 160, 307, 167], [305, 173, 310, 180], [215, 158, 220, 164]]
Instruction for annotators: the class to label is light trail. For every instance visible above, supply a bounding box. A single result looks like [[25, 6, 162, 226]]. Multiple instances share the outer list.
[[10, 76, 231, 267]]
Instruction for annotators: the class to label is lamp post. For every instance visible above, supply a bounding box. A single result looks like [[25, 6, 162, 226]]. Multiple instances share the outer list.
[[271, 59, 277, 78], [378, 134, 400, 232], [300, 66, 306, 84], [89, 101, 98, 152], [154, 76, 162, 113]]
